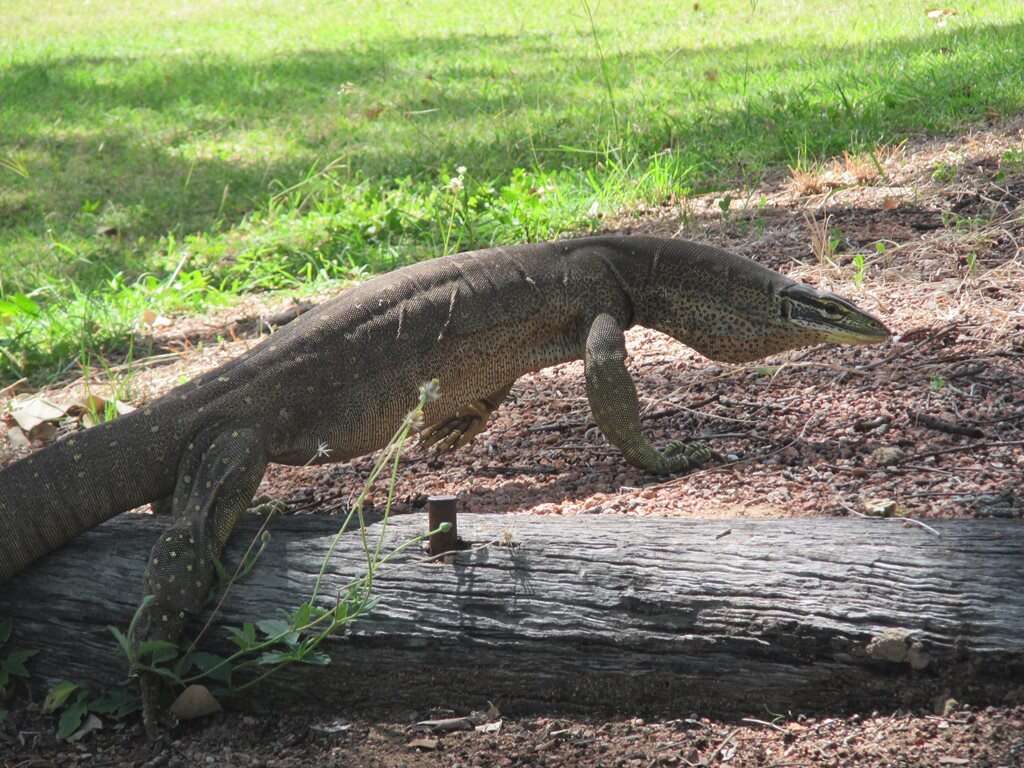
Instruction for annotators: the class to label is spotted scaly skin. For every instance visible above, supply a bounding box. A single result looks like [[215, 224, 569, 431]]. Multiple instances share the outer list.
[[0, 236, 890, 730]]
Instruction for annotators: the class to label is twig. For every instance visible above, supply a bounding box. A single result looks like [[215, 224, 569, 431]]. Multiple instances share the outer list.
[[703, 727, 741, 765], [741, 717, 787, 733], [0, 377, 27, 399], [903, 440, 1024, 463], [853, 414, 891, 432], [852, 323, 960, 375], [528, 420, 583, 433], [908, 409, 984, 439], [477, 464, 558, 476], [845, 509, 941, 538]]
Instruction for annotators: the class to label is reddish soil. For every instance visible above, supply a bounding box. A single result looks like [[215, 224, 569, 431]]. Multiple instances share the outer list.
[[3, 706, 1024, 767], [2, 117, 1023, 764]]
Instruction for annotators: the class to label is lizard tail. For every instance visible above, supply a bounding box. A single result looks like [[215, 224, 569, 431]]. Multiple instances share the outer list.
[[0, 406, 180, 582]]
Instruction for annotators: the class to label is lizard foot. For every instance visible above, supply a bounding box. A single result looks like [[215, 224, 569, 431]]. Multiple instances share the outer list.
[[248, 496, 288, 516], [655, 440, 713, 475], [419, 402, 491, 453], [134, 524, 216, 738]]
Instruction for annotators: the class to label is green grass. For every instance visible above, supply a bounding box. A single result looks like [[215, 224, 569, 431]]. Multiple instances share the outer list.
[[1, 0, 1023, 383]]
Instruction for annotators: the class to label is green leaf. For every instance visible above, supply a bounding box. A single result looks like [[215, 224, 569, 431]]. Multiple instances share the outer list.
[[227, 623, 257, 650], [256, 619, 291, 639], [290, 602, 313, 628], [299, 650, 331, 667], [43, 681, 80, 714], [136, 640, 179, 664], [257, 650, 296, 666], [0, 295, 40, 318], [56, 701, 88, 741], [108, 626, 133, 661], [2, 648, 38, 676], [89, 688, 139, 718], [189, 652, 232, 684]]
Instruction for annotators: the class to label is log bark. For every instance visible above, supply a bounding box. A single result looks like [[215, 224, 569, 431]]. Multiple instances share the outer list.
[[2, 513, 1022, 716]]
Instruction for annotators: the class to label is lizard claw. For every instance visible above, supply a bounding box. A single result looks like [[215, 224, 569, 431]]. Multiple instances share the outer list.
[[655, 440, 713, 475], [419, 402, 490, 453]]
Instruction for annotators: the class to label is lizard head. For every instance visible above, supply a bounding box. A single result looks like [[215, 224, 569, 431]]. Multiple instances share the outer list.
[[634, 240, 891, 363], [777, 283, 890, 346]]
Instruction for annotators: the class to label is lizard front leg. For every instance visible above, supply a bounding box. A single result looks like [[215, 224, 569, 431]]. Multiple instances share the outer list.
[[584, 314, 711, 475], [133, 426, 267, 736], [419, 382, 515, 452]]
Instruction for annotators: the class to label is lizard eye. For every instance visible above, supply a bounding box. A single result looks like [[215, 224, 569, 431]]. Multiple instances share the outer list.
[[818, 300, 846, 320]]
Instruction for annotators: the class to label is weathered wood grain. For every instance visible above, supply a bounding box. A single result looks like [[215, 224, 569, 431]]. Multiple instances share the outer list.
[[2, 513, 1022, 716]]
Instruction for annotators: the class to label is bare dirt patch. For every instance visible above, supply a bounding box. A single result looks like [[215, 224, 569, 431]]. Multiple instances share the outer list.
[[4, 705, 1023, 767], [3, 118, 1024, 763]]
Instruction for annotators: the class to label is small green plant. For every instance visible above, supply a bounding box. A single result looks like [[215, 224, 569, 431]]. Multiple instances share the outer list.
[[0, 619, 37, 698], [930, 374, 946, 392], [852, 253, 867, 287], [828, 227, 844, 256], [999, 148, 1024, 174], [931, 161, 957, 183], [965, 251, 977, 275], [43, 681, 138, 741], [0, 155, 28, 179]]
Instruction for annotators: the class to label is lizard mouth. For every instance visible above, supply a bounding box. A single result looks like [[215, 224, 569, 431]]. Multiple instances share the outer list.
[[780, 284, 891, 344], [822, 325, 891, 345]]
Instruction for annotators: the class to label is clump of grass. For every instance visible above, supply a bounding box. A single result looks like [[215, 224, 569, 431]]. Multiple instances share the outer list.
[[803, 211, 838, 266]]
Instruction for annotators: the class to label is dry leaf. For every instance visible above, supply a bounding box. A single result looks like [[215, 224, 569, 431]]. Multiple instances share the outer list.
[[926, 8, 958, 27], [416, 716, 475, 732], [703, 69, 719, 82], [28, 421, 58, 444], [882, 196, 900, 210], [310, 720, 351, 734], [139, 309, 173, 330], [6, 426, 30, 450], [65, 393, 109, 418], [170, 684, 222, 721], [9, 395, 66, 432], [407, 737, 439, 751], [67, 713, 103, 742], [475, 720, 503, 734]]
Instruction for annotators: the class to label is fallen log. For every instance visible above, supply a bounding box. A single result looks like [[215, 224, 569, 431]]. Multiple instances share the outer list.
[[2, 513, 1022, 716]]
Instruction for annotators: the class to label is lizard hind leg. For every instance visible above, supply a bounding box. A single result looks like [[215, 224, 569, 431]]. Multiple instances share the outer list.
[[133, 425, 268, 735]]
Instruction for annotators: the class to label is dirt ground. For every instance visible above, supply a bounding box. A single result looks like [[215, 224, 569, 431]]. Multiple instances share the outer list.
[[2, 706, 1023, 767], [2, 117, 1023, 764]]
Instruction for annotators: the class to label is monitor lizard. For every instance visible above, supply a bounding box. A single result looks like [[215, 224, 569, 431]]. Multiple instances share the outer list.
[[0, 235, 890, 728]]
